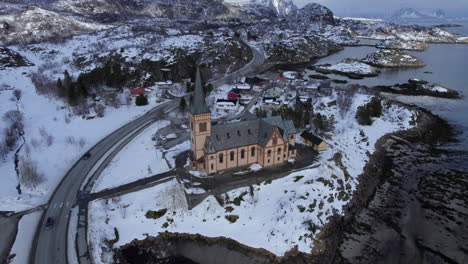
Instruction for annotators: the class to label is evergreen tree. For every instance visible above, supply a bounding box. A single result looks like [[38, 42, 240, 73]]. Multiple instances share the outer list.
[[179, 97, 187, 112], [57, 78, 64, 98], [135, 94, 148, 106]]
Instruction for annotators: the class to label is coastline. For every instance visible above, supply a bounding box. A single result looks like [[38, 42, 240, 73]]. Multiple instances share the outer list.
[[314, 102, 466, 263]]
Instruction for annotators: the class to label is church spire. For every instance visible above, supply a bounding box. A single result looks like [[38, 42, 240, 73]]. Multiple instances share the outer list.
[[189, 67, 210, 115]]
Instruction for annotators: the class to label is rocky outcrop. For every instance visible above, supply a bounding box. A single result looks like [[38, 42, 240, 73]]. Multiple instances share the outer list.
[[286, 3, 335, 27], [376, 78, 461, 99], [310, 59, 380, 79], [0, 47, 32, 69], [0, 6, 113, 44], [250, 0, 297, 15], [362, 49, 426, 68], [263, 32, 342, 64], [313, 104, 467, 263], [115, 232, 316, 264], [376, 39, 429, 51]]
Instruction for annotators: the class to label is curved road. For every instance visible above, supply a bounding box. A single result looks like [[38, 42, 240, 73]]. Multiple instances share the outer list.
[[29, 101, 177, 264], [29, 37, 266, 264]]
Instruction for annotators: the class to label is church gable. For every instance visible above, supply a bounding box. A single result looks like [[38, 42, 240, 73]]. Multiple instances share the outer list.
[[265, 127, 285, 147]]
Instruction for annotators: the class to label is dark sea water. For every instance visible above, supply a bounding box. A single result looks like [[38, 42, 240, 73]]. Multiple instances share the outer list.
[[312, 21, 468, 148]]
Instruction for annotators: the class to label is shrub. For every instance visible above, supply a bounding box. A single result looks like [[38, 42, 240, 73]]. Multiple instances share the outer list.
[[293, 176, 304, 182], [356, 105, 372, 125], [225, 215, 239, 223], [356, 97, 382, 126], [135, 94, 148, 106], [297, 205, 306, 213], [145, 208, 167, 219], [19, 157, 44, 189], [13, 89, 22, 101], [94, 103, 106, 117]]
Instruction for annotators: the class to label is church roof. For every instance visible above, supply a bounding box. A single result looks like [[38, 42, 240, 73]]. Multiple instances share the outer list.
[[189, 68, 210, 115], [204, 116, 296, 153], [263, 116, 297, 142]]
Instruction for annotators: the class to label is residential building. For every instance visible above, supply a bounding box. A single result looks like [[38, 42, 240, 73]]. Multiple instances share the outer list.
[[300, 131, 327, 151]]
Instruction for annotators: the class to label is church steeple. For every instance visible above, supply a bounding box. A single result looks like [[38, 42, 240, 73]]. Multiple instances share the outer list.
[[188, 67, 211, 162], [189, 68, 210, 115]]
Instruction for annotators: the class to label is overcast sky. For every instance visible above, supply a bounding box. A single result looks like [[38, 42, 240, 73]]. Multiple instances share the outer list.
[[293, 0, 468, 17]]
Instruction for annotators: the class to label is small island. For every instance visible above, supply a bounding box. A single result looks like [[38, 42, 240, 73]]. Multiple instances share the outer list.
[[362, 49, 426, 68], [310, 59, 380, 79], [376, 79, 461, 99]]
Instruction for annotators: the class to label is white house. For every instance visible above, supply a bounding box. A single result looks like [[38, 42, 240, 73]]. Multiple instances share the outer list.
[[232, 83, 251, 91], [155, 80, 174, 89], [216, 99, 239, 114]]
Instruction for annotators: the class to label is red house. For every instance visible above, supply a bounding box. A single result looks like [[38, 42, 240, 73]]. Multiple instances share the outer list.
[[228, 92, 239, 100], [131, 88, 146, 95], [227, 89, 241, 100], [131, 87, 154, 96]]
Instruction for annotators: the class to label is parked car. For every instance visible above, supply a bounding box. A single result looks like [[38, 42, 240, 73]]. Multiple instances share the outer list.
[[83, 152, 91, 160], [45, 217, 54, 230]]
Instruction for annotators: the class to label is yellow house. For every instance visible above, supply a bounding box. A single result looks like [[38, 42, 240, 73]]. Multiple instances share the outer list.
[[189, 68, 297, 174], [300, 131, 327, 151]]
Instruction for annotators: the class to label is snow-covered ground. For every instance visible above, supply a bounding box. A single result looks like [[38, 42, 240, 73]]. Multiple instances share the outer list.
[[0, 64, 166, 212], [7, 211, 42, 264], [88, 92, 415, 261], [92, 120, 171, 193], [319, 60, 378, 75]]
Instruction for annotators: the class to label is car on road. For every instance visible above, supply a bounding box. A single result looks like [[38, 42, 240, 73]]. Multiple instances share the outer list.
[[83, 152, 91, 160], [44, 217, 54, 230]]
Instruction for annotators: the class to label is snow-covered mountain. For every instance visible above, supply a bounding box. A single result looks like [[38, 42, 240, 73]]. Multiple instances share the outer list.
[[0, 6, 112, 44], [390, 8, 447, 21], [286, 3, 335, 26], [224, 0, 296, 15]]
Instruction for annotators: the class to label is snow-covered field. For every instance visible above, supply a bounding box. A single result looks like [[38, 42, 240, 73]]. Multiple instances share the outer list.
[[0, 23, 212, 212], [0, 65, 166, 212], [88, 92, 415, 261], [92, 120, 171, 193]]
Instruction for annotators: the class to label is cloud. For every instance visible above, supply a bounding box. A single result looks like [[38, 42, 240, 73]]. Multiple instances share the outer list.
[[293, 0, 468, 17]]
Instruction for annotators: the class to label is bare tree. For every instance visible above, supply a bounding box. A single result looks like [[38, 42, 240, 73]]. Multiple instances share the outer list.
[[79, 138, 86, 148], [336, 86, 359, 118], [19, 157, 45, 189], [66, 136, 76, 145], [46, 134, 54, 146], [3, 110, 23, 124], [0, 139, 8, 161], [94, 104, 106, 117]]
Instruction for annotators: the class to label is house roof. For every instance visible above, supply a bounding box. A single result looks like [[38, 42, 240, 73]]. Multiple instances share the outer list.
[[189, 68, 210, 115], [131, 88, 146, 95], [300, 131, 324, 145]]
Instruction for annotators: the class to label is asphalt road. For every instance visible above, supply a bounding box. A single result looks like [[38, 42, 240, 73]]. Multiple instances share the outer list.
[[29, 100, 177, 264], [29, 37, 266, 264]]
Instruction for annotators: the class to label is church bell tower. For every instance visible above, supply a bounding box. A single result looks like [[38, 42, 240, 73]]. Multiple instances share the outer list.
[[189, 68, 211, 162]]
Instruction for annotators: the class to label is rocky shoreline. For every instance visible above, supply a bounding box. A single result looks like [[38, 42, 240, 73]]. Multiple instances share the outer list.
[[313, 103, 467, 263], [114, 232, 316, 264], [375, 79, 461, 99]]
